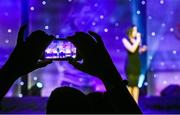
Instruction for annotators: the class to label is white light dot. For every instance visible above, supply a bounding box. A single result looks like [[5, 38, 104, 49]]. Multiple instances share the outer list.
[[20, 81, 24, 86], [94, 3, 98, 7], [141, 1, 146, 5], [137, 10, 141, 15], [160, 0, 164, 4], [174, 76, 178, 80], [68, 0, 72, 2], [55, 35, 60, 38], [8, 29, 12, 33], [79, 78, 83, 82], [92, 22, 96, 26], [18, 94, 23, 98], [96, 87, 100, 91], [30, 6, 35, 11], [154, 74, 157, 78], [172, 64, 176, 68], [144, 82, 148, 86], [149, 56, 153, 60], [161, 23, 166, 27], [45, 25, 49, 30], [151, 32, 156, 36], [172, 50, 177, 54], [163, 81, 167, 84], [104, 28, 108, 32], [148, 16, 152, 20], [5, 39, 9, 44], [33, 77, 37, 81], [115, 22, 119, 27], [36, 82, 43, 88], [100, 15, 104, 19], [42, 1, 46, 5], [160, 62, 165, 66], [160, 37, 164, 40], [170, 27, 174, 32], [115, 36, 119, 40], [116, 49, 120, 53]]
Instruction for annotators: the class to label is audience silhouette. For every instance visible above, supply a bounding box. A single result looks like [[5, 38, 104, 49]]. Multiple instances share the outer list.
[[0, 26, 142, 114]]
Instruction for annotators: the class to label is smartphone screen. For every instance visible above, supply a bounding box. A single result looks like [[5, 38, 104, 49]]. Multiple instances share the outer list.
[[44, 39, 76, 60]]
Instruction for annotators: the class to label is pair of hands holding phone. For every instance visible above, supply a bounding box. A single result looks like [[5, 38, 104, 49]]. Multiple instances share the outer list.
[[0, 26, 142, 114], [2, 25, 120, 84]]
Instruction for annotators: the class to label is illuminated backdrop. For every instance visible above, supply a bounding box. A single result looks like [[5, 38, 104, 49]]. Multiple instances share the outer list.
[[147, 0, 180, 96], [0, 0, 180, 97], [0, 0, 132, 97]]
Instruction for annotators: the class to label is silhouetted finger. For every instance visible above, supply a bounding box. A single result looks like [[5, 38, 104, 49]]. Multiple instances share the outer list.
[[88, 31, 104, 46], [35, 60, 52, 69], [17, 25, 27, 45], [75, 32, 98, 49], [67, 35, 80, 49], [27, 31, 54, 55], [68, 59, 85, 71]]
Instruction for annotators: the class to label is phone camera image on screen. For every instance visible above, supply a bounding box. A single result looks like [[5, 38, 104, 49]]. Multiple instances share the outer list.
[[44, 39, 76, 60]]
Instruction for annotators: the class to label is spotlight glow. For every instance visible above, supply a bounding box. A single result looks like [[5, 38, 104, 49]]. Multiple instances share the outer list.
[[104, 28, 108, 32], [148, 16, 152, 20], [36, 82, 43, 88], [94, 3, 98, 7], [160, 0, 164, 4], [100, 15, 104, 19], [33, 77, 38, 81], [141, 1, 146, 5], [30, 6, 35, 11], [172, 50, 177, 54], [151, 32, 156, 36], [42, 1, 46, 5], [115, 22, 119, 27], [8, 29, 12, 33], [55, 35, 60, 38], [170, 27, 174, 32], [163, 80, 167, 84], [18, 94, 23, 98], [116, 49, 120, 53], [5, 39, 9, 43], [45, 25, 49, 30], [136, 10, 141, 15], [161, 23, 166, 27], [115, 36, 119, 40], [20, 82, 24, 86], [92, 22, 96, 26]]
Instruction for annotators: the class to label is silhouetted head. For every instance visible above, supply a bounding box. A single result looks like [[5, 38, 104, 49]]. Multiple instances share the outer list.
[[87, 92, 114, 113], [46, 87, 89, 114]]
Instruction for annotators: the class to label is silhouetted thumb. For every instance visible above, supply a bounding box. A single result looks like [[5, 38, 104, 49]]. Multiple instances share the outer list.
[[17, 25, 27, 45], [88, 31, 104, 46], [69, 59, 84, 71], [35, 60, 52, 69]]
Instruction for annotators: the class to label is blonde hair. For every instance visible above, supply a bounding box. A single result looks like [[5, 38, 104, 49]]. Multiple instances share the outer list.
[[127, 28, 134, 38]]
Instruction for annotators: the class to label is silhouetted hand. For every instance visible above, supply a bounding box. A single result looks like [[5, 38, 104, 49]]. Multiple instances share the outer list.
[[67, 31, 116, 78], [67, 32, 142, 113], [1, 25, 54, 78]]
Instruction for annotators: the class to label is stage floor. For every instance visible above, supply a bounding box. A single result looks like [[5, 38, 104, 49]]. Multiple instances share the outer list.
[[0, 96, 180, 114]]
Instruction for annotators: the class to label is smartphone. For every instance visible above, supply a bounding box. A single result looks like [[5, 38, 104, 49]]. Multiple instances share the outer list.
[[43, 39, 77, 60]]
